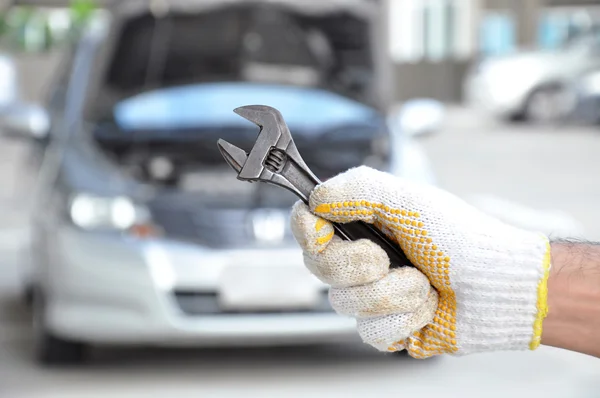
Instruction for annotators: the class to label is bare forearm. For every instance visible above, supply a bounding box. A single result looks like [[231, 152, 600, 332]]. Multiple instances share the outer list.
[[542, 241, 600, 357]]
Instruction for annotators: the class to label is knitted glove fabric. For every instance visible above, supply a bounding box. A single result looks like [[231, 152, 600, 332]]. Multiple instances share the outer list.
[[290, 166, 551, 358]]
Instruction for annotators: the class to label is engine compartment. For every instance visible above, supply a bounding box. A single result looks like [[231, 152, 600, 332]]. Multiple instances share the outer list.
[[94, 122, 389, 190]]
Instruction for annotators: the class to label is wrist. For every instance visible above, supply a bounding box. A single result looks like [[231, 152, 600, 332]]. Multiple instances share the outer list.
[[542, 242, 600, 357]]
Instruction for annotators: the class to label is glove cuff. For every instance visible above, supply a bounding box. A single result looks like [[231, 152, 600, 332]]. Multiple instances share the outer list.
[[449, 233, 551, 355]]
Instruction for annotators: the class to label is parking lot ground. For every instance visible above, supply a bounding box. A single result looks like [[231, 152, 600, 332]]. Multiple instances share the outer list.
[[1, 108, 600, 398]]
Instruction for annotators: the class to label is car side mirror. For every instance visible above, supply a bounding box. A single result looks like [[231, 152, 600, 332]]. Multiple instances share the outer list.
[[390, 99, 446, 138], [0, 102, 50, 140]]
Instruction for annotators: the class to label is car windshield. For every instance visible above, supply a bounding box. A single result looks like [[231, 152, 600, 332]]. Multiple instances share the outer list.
[[110, 83, 379, 132]]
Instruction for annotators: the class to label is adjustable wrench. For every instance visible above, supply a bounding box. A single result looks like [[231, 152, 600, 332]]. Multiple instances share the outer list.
[[217, 105, 411, 268]]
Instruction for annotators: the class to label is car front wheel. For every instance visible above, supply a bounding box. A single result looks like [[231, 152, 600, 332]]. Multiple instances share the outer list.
[[524, 85, 573, 124], [32, 290, 87, 366]]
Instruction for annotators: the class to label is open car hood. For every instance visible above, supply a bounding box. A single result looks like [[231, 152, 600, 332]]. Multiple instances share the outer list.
[[85, 0, 391, 120], [115, 0, 378, 18]]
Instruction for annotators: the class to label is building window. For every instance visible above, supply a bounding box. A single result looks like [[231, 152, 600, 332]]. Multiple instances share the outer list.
[[479, 11, 516, 56], [389, 0, 475, 63], [389, 0, 423, 63], [538, 7, 600, 50]]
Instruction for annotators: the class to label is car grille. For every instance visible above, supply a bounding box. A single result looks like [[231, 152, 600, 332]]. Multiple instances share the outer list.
[[173, 290, 333, 315], [149, 196, 295, 248]]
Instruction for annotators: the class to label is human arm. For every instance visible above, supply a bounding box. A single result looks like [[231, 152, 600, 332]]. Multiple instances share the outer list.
[[542, 241, 600, 357], [290, 166, 595, 357]]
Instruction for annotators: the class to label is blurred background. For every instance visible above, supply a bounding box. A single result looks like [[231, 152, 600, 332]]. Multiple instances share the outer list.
[[0, 0, 600, 397]]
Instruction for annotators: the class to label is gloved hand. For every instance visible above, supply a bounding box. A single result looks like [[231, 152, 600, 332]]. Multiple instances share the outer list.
[[291, 166, 551, 358]]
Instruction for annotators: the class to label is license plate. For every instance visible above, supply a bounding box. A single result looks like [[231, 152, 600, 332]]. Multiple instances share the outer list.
[[219, 265, 321, 311]]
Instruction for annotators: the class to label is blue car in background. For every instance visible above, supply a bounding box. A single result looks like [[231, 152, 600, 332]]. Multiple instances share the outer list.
[[0, 0, 438, 365]]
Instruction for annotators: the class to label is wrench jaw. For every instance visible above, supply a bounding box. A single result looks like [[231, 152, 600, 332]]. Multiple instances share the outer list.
[[217, 138, 263, 184], [216, 139, 247, 175], [233, 105, 286, 129]]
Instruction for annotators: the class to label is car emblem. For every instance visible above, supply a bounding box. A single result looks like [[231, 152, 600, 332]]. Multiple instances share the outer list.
[[249, 209, 286, 244]]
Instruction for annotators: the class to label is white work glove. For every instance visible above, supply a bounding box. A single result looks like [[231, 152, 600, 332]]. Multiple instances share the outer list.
[[291, 166, 551, 358]]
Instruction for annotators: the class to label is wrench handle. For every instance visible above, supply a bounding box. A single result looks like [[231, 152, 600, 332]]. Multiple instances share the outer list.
[[331, 220, 412, 269]]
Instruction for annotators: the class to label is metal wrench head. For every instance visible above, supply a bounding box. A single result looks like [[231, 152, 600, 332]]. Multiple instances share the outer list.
[[231, 105, 293, 181], [217, 105, 320, 202]]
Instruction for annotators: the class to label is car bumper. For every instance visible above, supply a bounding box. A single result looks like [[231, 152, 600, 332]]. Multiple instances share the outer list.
[[43, 226, 359, 347]]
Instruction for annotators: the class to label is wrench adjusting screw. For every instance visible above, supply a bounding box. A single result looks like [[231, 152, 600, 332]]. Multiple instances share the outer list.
[[264, 148, 287, 173]]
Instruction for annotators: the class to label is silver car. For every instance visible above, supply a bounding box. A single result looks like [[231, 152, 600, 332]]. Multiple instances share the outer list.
[[2, 0, 438, 365], [464, 31, 600, 123]]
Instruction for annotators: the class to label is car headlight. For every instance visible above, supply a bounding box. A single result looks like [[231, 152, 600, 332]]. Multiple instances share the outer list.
[[69, 193, 151, 230]]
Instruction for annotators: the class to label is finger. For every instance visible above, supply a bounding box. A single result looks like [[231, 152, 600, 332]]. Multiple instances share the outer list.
[[292, 201, 390, 288], [303, 238, 390, 288], [290, 201, 336, 256], [357, 288, 438, 352], [329, 267, 431, 317]]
